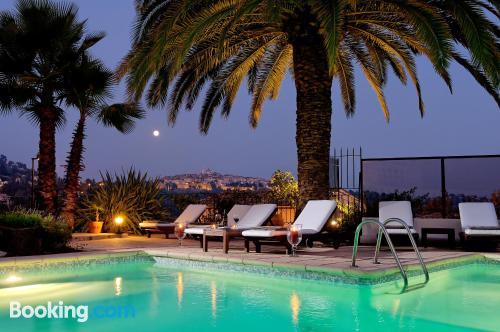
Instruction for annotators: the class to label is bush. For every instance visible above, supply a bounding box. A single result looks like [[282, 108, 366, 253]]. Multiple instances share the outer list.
[[0, 211, 42, 228], [40, 214, 72, 251], [268, 170, 299, 206], [0, 209, 72, 255], [78, 169, 168, 234]]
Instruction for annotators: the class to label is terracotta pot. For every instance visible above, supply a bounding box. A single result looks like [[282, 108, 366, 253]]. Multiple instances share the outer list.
[[271, 206, 296, 226], [89, 221, 104, 234]]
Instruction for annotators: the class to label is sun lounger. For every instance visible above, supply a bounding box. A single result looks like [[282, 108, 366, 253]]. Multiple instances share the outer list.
[[379, 201, 418, 235], [242, 200, 337, 253], [459, 202, 500, 248], [184, 204, 252, 236], [191, 204, 277, 252], [139, 204, 207, 238]]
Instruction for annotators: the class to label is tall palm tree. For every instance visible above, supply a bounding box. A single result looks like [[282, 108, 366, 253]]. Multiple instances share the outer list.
[[61, 55, 145, 227], [120, 0, 498, 208], [0, 0, 103, 213]]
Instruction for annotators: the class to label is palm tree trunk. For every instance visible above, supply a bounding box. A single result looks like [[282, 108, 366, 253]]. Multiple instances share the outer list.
[[38, 107, 58, 214], [290, 15, 333, 209], [62, 112, 87, 228]]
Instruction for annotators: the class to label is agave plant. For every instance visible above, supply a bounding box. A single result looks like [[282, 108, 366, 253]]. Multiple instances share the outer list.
[[79, 169, 168, 234]]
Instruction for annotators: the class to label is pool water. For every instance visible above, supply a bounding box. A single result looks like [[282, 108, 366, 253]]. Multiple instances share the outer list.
[[0, 259, 499, 331]]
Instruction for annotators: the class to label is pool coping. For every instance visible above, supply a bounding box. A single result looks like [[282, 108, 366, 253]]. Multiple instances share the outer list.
[[148, 251, 497, 285], [0, 249, 498, 285]]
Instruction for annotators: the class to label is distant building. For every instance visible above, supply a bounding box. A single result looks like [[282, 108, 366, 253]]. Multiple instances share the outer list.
[[161, 169, 268, 192]]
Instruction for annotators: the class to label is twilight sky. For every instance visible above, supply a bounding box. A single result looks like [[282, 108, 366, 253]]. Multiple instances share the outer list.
[[0, 0, 499, 180]]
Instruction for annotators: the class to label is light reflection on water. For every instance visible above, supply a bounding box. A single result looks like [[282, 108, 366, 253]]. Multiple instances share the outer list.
[[176, 272, 183, 307], [290, 291, 300, 326], [0, 262, 499, 331], [114, 277, 122, 296]]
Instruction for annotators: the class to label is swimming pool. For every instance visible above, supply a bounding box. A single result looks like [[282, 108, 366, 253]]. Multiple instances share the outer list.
[[0, 255, 499, 331]]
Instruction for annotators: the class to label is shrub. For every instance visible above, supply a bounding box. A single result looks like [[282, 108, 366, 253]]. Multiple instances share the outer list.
[[0, 209, 72, 255], [0, 211, 42, 228], [268, 170, 299, 206], [40, 214, 72, 251], [78, 169, 168, 234]]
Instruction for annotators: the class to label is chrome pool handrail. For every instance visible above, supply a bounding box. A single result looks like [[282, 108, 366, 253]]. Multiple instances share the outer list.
[[374, 218, 429, 284], [351, 219, 409, 290]]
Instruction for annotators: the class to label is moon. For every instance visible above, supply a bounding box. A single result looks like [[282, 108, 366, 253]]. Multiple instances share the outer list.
[[153, 130, 160, 137]]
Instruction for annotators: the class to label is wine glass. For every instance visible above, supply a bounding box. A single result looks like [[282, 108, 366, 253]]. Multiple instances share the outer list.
[[287, 224, 302, 257], [232, 215, 239, 229], [174, 222, 186, 246]]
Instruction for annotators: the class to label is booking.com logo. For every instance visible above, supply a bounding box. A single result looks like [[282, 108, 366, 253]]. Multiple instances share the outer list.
[[9, 301, 136, 323]]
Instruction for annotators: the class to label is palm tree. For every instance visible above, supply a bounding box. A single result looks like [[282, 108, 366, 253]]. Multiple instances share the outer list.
[[120, 1, 498, 208], [0, 0, 103, 213], [61, 55, 145, 227]]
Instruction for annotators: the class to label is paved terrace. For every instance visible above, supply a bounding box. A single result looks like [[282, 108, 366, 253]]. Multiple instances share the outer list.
[[66, 234, 499, 276]]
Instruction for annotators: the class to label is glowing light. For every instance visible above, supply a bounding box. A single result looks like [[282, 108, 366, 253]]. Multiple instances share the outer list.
[[290, 291, 300, 325], [330, 220, 339, 227], [153, 130, 160, 137], [6, 275, 22, 283], [211, 281, 217, 318], [114, 277, 122, 296], [177, 272, 184, 306], [114, 215, 124, 225]]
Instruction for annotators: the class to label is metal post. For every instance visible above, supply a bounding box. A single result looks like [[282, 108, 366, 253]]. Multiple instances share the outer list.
[[440, 158, 447, 218], [360, 148, 364, 218], [31, 154, 39, 208], [346, 148, 349, 193]]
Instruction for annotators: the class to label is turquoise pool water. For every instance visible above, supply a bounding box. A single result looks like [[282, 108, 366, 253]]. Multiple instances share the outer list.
[[0, 259, 499, 331]]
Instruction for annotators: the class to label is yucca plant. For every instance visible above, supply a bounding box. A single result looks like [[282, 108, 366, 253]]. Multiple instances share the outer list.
[[79, 169, 168, 234]]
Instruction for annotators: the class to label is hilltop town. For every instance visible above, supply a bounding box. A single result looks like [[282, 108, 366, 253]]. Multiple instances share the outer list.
[[159, 168, 268, 192]]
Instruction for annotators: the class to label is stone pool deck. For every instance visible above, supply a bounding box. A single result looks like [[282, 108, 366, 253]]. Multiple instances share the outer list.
[[68, 235, 499, 276], [0, 234, 498, 282]]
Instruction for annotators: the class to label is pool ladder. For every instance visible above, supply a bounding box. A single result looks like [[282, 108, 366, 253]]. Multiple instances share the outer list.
[[351, 218, 430, 293]]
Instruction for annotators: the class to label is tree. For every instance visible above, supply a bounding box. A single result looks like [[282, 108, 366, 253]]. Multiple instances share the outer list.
[[0, 0, 103, 213], [61, 55, 145, 227], [269, 170, 299, 207], [118, 0, 499, 208]]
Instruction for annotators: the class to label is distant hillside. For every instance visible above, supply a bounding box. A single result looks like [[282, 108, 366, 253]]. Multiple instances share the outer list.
[[0, 154, 33, 204], [161, 168, 268, 192]]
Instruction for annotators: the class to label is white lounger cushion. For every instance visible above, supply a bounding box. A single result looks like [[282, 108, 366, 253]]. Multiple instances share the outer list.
[[227, 205, 252, 227], [294, 200, 337, 233], [464, 228, 500, 236], [386, 228, 417, 235], [185, 227, 207, 235], [139, 204, 206, 229], [237, 204, 277, 228], [175, 204, 207, 224], [139, 221, 162, 228], [459, 202, 499, 229], [379, 201, 414, 228], [186, 204, 273, 235], [242, 228, 320, 238], [242, 200, 337, 238]]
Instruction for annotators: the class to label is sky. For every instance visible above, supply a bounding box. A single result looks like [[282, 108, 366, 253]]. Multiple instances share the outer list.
[[0, 0, 499, 180]]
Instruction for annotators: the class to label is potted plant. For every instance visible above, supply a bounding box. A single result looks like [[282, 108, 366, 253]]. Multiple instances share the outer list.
[[88, 208, 104, 234]]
